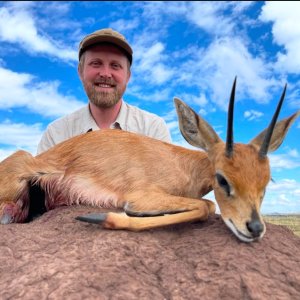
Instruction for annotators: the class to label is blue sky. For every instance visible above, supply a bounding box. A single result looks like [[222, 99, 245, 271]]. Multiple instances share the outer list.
[[0, 1, 299, 214]]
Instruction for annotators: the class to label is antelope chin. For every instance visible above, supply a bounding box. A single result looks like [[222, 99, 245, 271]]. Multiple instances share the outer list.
[[223, 218, 265, 243]]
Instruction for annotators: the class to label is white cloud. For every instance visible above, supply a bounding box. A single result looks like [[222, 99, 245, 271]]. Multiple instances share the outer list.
[[288, 149, 299, 158], [0, 67, 84, 118], [0, 5, 77, 61], [139, 2, 253, 36], [127, 84, 172, 104], [0, 120, 43, 157], [269, 150, 300, 171], [166, 120, 178, 133], [263, 178, 300, 213], [109, 18, 140, 32], [244, 110, 264, 121], [132, 41, 175, 85], [139, 2, 186, 28], [127, 2, 277, 111], [187, 2, 235, 35], [260, 2, 300, 73], [198, 38, 277, 107], [268, 178, 298, 191], [176, 93, 209, 109]]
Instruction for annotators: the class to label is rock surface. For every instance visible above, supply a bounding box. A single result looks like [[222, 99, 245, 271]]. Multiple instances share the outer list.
[[0, 206, 299, 300]]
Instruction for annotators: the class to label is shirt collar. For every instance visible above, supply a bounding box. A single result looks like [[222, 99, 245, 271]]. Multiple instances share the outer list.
[[85, 100, 128, 132], [83, 104, 99, 133], [114, 100, 128, 130]]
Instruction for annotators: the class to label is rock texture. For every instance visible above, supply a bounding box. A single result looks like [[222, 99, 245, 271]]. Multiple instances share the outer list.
[[0, 206, 299, 300]]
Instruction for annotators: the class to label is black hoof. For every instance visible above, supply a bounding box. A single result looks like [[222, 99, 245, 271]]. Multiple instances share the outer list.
[[75, 213, 107, 224]]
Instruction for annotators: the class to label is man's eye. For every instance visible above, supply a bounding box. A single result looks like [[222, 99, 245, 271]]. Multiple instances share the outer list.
[[112, 63, 121, 69], [90, 61, 101, 67]]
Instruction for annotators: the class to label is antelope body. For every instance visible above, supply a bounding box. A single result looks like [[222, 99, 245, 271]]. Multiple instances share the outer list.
[[0, 81, 299, 242]]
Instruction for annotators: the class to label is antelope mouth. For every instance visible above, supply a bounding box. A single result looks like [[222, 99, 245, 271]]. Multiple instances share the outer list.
[[223, 218, 263, 243]]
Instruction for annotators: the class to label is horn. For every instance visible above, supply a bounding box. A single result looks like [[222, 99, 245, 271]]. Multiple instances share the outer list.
[[225, 77, 237, 158], [259, 84, 287, 158]]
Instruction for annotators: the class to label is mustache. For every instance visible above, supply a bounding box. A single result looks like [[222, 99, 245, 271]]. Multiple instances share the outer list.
[[94, 77, 117, 86]]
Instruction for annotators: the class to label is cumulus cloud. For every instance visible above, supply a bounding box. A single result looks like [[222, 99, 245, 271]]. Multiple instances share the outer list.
[[127, 84, 172, 104], [127, 2, 280, 111], [0, 120, 43, 158], [244, 110, 264, 121], [140, 1, 253, 36], [263, 178, 300, 213], [132, 41, 175, 85], [0, 4, 77, 61], [187, 37, 277, 109], [109, 18, 140, 32], [0, 67, 84, 118], [260, 2, 300, 73], [269, 150, 300, 171], [187, 2, 235, 36]]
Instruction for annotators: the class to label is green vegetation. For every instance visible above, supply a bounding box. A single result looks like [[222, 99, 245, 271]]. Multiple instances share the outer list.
[[263, 214, 300, 237]]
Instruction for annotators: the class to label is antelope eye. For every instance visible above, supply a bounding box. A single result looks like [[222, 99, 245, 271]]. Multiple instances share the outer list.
[[216, 173, 231, 197]]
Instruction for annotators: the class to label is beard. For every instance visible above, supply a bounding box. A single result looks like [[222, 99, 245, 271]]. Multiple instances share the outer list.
[[83, 80, 125, 109]]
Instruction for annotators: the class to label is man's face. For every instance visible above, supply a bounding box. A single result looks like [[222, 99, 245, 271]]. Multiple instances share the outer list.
[[78, 44, 131, 108]]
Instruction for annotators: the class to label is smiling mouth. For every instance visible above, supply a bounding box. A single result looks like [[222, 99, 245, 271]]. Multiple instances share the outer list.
[[95, 83, 115, 88]]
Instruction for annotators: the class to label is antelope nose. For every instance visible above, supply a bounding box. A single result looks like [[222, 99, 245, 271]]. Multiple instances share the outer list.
[[246, 219, 264, 237]]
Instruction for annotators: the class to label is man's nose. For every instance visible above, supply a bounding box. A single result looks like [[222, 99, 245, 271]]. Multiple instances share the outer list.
[[98, 65, 112, 77]]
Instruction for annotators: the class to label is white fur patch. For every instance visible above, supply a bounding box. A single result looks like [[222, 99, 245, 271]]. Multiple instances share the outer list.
[[37, 174, 121, 210], [223, 218, 255, 243]]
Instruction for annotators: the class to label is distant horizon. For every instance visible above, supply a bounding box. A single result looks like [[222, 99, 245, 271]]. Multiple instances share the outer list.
[[263, 212, 300, 216], [0, 1, 299, 214]]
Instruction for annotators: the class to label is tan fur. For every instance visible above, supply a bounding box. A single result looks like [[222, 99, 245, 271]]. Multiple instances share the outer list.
[[210, 143, 269, 235], [0, 99, 298, 242]]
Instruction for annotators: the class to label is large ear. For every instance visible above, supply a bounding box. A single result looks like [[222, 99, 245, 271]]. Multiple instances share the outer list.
[[174, 98, 221, 151], [250, 110, 300, 153]]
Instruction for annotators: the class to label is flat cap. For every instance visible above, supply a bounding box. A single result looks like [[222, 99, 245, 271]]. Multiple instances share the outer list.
[[78, 28, 133, 65]]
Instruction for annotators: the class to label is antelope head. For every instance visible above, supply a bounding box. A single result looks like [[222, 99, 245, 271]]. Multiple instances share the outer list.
[[175, 78, 300, 242]]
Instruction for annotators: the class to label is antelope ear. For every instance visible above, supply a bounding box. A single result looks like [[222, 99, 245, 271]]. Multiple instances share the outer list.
[[174, 98, 221, 151], [250, 111, 300, 153]]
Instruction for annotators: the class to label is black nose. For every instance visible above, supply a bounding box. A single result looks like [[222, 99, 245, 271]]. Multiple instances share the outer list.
[[246, 219, 264, 237]]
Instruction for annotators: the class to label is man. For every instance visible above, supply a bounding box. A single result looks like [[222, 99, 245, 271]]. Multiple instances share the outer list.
[[37, 28, 171, 154]]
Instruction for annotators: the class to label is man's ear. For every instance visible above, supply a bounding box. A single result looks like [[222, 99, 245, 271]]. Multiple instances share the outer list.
[[78, 65, 83, 81], [126, 69, 131, 84]]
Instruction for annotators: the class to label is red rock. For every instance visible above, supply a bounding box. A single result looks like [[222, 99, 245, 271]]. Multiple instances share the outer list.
[[0, 206, 299, 299]]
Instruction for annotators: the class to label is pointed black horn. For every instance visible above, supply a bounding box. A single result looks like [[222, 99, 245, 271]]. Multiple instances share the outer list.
[[225, 77, 237, 158], [259, 84, 287, 158]]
